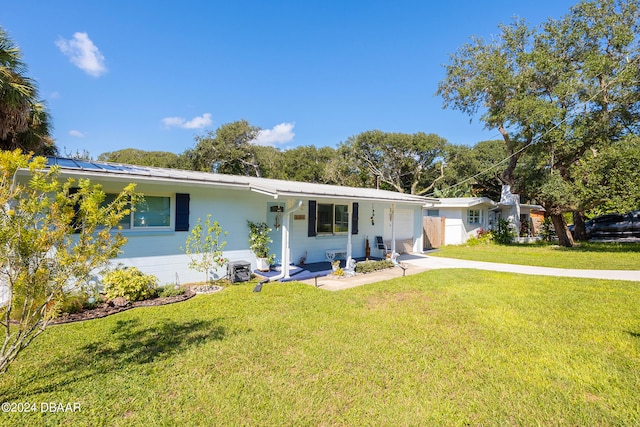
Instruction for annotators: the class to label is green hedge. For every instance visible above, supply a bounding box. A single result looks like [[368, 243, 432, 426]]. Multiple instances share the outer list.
[[157, 285, 186, 298], [355, 259, 394, 274]]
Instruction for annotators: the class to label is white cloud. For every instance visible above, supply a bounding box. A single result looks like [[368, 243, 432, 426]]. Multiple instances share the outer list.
[[162, 113, 213, 130], [56, 32, 107, 77], [161, 117, 187, 128], [253, 122, 295, 146], [183, 113, 213, 129], [69, 130, 85, 138]]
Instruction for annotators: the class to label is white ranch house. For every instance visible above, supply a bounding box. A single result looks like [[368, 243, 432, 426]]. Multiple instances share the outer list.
[[422, 186, 545, 246], [16, 157, 431, 285]]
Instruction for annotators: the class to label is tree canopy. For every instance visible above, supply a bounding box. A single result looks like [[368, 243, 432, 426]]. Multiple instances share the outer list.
[[340, 130, 447, 195], [436, 140, 507, 199], [572, 134, 640, 215], [97, 148, 181, 168], [191, 120, 262, 176]]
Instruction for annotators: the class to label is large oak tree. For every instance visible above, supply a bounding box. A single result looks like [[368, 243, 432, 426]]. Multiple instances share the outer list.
[[438, 0, 640, 246]]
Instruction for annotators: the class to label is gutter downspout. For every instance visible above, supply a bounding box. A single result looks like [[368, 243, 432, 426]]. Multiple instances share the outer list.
[[254, 200, 303, 291]]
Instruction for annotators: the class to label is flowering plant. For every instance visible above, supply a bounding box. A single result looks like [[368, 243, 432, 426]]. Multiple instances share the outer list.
[[477, 227, 491, 238]]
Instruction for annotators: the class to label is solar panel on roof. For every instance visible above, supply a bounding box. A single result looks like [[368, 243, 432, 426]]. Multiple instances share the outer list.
[[118, 164, 149, 172], [98, 163, 121, 171], [75, 161, 103, 170], [52, 158, 81, 168]]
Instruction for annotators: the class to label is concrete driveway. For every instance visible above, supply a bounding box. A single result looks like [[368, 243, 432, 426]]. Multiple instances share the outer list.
[[399, 254, 640, 282], [299, 253, 640, 291]]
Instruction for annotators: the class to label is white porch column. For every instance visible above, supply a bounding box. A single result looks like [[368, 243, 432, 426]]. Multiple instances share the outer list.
[[346, 202, 353, 268]]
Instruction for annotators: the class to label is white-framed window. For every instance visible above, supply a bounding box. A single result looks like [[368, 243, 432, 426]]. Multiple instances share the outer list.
[[317, 203, 349, 234], [467, 209, 481, 224], [103, 194, 172, 230]]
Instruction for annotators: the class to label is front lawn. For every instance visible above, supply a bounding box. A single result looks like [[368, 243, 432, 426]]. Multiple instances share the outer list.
[[431, 241, 640, 270], [1, 270, 639, 426]]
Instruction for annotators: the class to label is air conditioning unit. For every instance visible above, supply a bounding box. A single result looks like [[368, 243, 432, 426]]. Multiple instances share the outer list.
[[228, 260, 251, 283]]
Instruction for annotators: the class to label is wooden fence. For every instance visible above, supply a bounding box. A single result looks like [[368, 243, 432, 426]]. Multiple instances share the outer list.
[[423, 216, 445, 249]]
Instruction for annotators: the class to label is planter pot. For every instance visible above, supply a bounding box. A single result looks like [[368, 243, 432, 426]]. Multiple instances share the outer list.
[[256, 257, 271, 272]]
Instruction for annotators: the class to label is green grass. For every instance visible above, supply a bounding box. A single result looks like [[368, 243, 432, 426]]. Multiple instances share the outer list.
[[431, 241, 640, 270], [1, 271, 639, 426]]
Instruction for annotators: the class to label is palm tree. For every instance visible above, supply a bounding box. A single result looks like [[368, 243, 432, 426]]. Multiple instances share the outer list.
[[0, 26, 56, 155]]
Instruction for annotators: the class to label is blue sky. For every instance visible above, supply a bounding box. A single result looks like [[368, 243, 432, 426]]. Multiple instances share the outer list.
[[4, 0, 577, 158]]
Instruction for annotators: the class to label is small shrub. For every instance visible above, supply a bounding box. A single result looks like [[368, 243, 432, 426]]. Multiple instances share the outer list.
[[103, 267, 158, 302], [157, 285, 186, 298], [82, 294, 103, 310], [493, 218, 517, 244], [467, 227, 493, 246], [539, 217, 556, 242], [61, 296, 84, 314], [49, 293, 99, 317], [333, 267, 345, 276], [355, 260, 394, 274]]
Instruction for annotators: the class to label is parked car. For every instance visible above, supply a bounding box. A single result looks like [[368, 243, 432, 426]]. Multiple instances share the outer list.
[[584, 210, 640, 239]]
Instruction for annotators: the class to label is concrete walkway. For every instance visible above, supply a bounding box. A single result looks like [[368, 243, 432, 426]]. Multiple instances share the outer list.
[[299, 253, 640, 291], [399, 254, 640, 281], [298, 259, 430, 291]]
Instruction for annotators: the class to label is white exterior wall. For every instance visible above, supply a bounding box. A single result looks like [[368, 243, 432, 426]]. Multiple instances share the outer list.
[[437, 206, 490, 245], [104, 182, 269, 285]]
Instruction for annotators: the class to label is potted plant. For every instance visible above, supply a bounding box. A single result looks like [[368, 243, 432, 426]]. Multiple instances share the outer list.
[[247, 221, 275, 271]]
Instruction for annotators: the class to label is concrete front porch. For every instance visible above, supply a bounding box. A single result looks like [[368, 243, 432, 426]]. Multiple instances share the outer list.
[[255, 257, 384, 282]]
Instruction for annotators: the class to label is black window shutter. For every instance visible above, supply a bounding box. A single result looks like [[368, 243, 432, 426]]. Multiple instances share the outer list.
[[175, 193, 190, 231], [352, 202, 359, 235], [308, 200, 317, 237]]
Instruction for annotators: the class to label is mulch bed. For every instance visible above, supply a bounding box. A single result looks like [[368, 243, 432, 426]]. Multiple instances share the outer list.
[[50, 289, 197, 325]]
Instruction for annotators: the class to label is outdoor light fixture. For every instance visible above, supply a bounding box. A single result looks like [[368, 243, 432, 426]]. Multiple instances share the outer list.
[[271, 205, 283, 230]]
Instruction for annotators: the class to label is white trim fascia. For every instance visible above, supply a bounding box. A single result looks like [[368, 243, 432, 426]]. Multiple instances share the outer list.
[[427, 197, 497, 209]]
